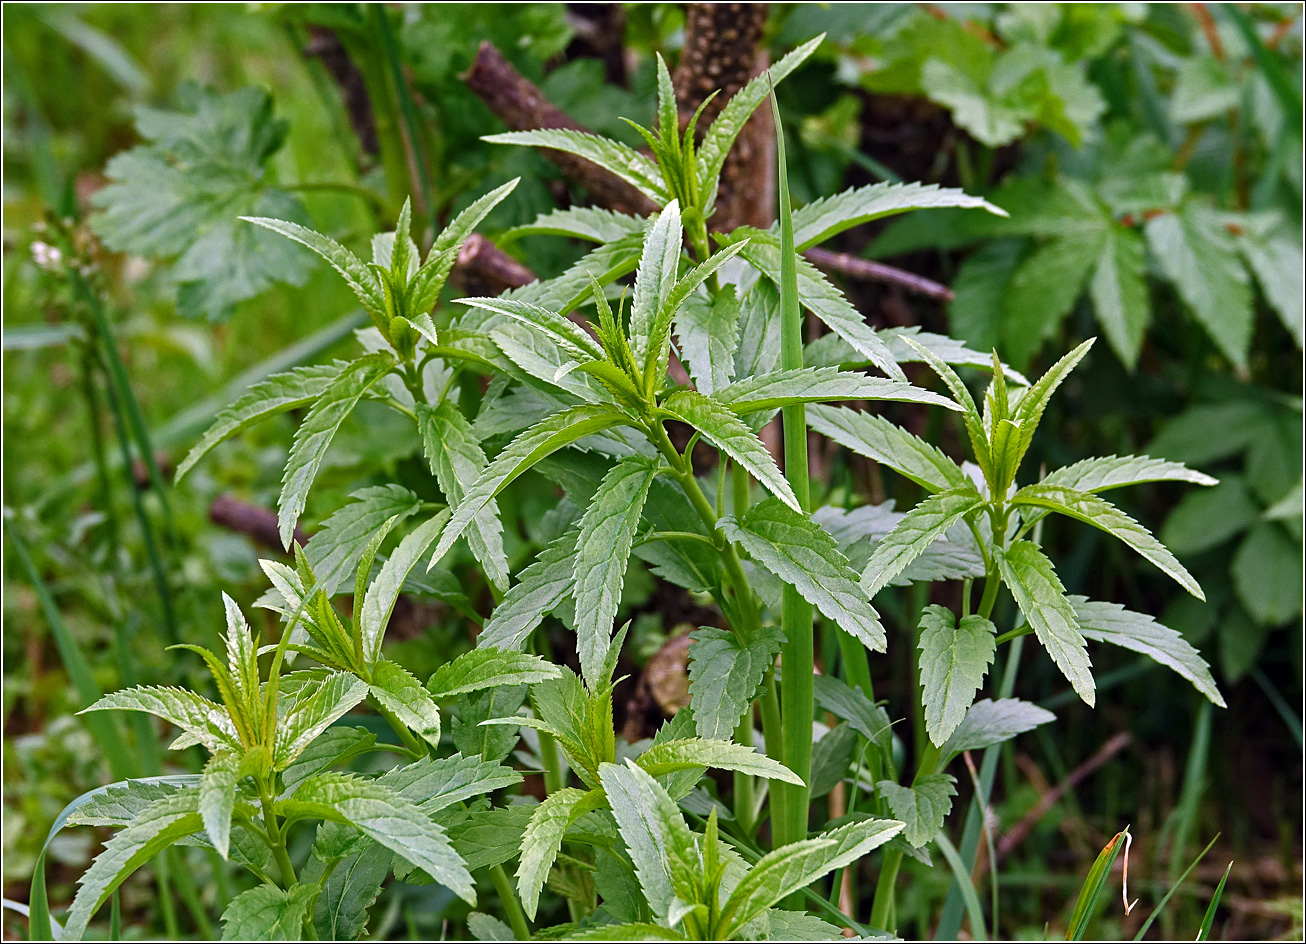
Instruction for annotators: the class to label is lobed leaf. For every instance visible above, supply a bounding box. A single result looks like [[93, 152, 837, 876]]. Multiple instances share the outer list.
[[877, 775, 957, 847], [917, 606, 996, 747], [219, 884, 315, 942], [687, 625, 784, 741]]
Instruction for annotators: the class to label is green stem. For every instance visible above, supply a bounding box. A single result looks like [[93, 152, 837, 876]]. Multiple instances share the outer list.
[[733, 713, 757, 836], [539, 730, 566, 795], [490, 864, 532, 940], [260, 790, 298, 889], [375, 699, 428, 759]]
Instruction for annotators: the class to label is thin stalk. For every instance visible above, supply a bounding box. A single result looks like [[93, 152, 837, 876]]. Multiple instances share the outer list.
[[539, 731, 566, 796], [259, 789, 298, 888], [489, 863, 531, 940], [771, 90, 814, 865], [372, 3, 434, 223], [733, 713, 757, 835]]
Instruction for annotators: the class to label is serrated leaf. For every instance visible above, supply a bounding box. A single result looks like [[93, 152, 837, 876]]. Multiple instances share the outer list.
[[941, 697, 1055, 756], [431, 404, 631, 570], [278, 352, 395, 548], [478, 529, 580, 651], [281, 726, 377, 798], [647, 241, 751, 387], [877, 775, 956, 847], [687, 625, 783, 740], [790, 180, 1005, 251], [507, 206, 645, 244], [1012, 483, 1202, 599], [900, 336, 992, 483], [808, 404, 969, 493], [1232, 523, 1303, 627], [946, 239, 1025, 354], [176, 363, 343, 482], [1088, 224, 1150, 369], [445, 804, 535, 872], [243, 216, 384, 326], [407, 178, 520, 316], [369, 660, 442, 748], [998, 540, 1094, 706], [63, 789, 204, 939], [918, 606, 996, 747], [636, 737, 803, 784], [484, 128, 668, 204], [283, 772, 474, 904], [378, 753, 523, 815], [861, 485, 985, 597], [1068, 596, 1224, 706], [812, 675, 892, 755], [676, 286, 740, 396], [199, 751, 241, 860], [715, 366, 957, 416], [274, 672, 369, 768], [515, 788, 607, 919], [304, 485, 422, 597], [220, 883, 315, 941], [81, 687, 240, 753], [1041, 455, 1217, 494], [418, 401, 508, 593], [304, 839, 390, 941], [629, 201, 683, 370], [427, 648, 561, 698], [719, 498, 884, 651], [505, 233, 645, 315], [573, 456, 659, 686], [1003, 338, 1094, 481], [1239, 227, 1305, 347], [66, 779, 199, 828], [359, 512, 450, 662], [1000, 230, 1104, 368], [462, 296, 606, 365], [662, 390, 798, 511]]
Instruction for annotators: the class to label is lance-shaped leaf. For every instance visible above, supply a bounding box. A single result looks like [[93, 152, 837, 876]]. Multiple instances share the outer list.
[[66, 779, 200, 828], [461, 297, 605, 365], [1088, 223, 1150, 368], [176, 363, 342, 482], [515, 787, 607, 920], [369, 660, 442, 748], [812, 675, 892, 755], [1011, 484, 1203, 599], [635, 738, 803, 784], [599, 761, 700, 920], [717, 817, 904, 936], [243, 216, 385, 325], [941, 697, 1055, 757], [687, 624, 784, 740], [628, 201, 683, 370], [273, 672, 369, 768], [999, 541, 1095, 706], [861, 485, 985, 597], [361, 512, 450, 662], [81, 687, 240, 753], [737, 235, 904, 381], [1069, 596, 1224, 706], [917, 606, 997, 747], [281, 727, 377, 798], [428, 648, 562, 699], [662, 390, 798, 511], [220, 883, 316, 942], [646, 240, 750, 385], [483, 129, 668, 204], [808, 404, 968, 493], [507, 206, 645, 244], [716, 367, 956, 416], [377, 753, 522, 815], [419, 401, 509, 593], [278, 352, 395, 548], [1003, 339, 1094, 481], [719, 498, 884, 651], [221, 594, 261, 734], [790, 180, 1005, 251], [573, 455, 660, 686], [304, 840, 390, 941], [1041, 454, 1217, 493], [491, 319, 603, 401], [477, 528, 580, 651], [304, 485, 422, 597], [901, 336, 992, 483], [199, 752, 242, 860], [430, 404, 631, 570], [284, 772, 475, 904], [676, 286, 740, 396], [877, 775, 957, 847], [63, 789, 204, 940]]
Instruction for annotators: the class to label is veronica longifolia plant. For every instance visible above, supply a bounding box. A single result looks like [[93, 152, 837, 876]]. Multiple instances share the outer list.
[[50, 33, 1222, 942]]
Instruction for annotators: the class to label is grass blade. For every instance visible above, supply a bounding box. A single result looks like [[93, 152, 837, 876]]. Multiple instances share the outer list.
[[936, 831, 989, 940], [1132, 834, 1220, 940], [1066, 828, 1127, 940], [1197, 862, 1231, 940]]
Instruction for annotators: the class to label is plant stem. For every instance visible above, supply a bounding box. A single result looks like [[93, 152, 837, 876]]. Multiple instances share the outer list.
[[490, 863, 532, 940], [539, 730, 566, 795], [260, 790, 298, 888], [733, 713, 757, 835]]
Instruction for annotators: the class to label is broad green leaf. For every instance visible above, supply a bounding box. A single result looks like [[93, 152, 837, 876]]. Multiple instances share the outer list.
[[199, 751, 241, 860], [81, 687, 239, 753], [676, 286, 740, 396], [243, 216, 384, 325], [1012, 483, 1202, 599], [361, 512, 450, 662], [483, 129, 668, 204], [176, 363, 342, 482], [719, 498, 885, 650], [715, 366, 956, 416], [734, 280, 782, 383], [283, 772, 474, 904], [281, 726, 377, 798], [507, 206, 645, 244], [274, 672, 369, 768], [1042, 455, 1217, 494], [1146, 207, 1253, 368], [427, 648, 561, 699], [1000, 230, 1104, 368], [789, 180, 1005, 251], [877, 774, 957, 846], [66, 779, 199, 828], [1003, 339, 1094, 484], [219, 883, 315, 941], [646, 241, 751, 386], [430, 404, 631, 569], [407, 178, 520, 316], [1232, 523, 1303, 627], [808, 404, 968, 493], [861, 485, 985, 597], [629, 201, 683, 370], [303, 839, 390, 941], [444, 804, 535, 872], [737, 234, 905, 381], [687, 625, 784, 740], [636, 738, 803, 784], [718, 818, 903, 935], [63, 790, 204, 939], [369, 660, 442, 748], [377, 753, 523, 815], [810, 722, 860, 799], [662, 390, 798, 511], [461, 296, 606, 365], [1239, 225, 1305, 347], [515, 787, 607, 919], [1170, 55, 1241, 124], [573, 456, 660, 686], [467, 912, 516, 941], [1068, 596, 1224, 706], [917, 606, 997, 747], [947, 239, 1024, 354], [940, 697, 1055, 756], [1088, 224, 1149, 368], [278, 352, 395, 548], [418, 401, 508, 593], [478, 529, 580, 651], [998, 541, 1094, 706], [304, 485, 422, 597]]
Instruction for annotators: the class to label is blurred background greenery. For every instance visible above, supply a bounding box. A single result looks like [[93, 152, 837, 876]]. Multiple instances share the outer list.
[[3, 3, 1301, 939]]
